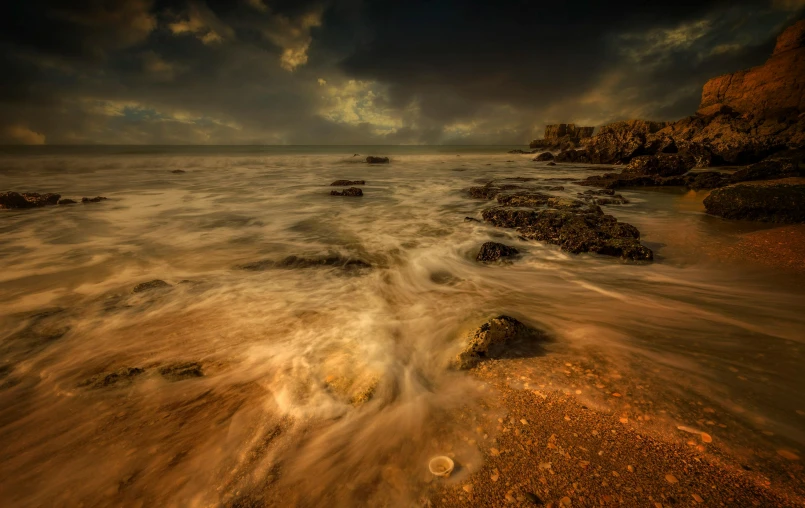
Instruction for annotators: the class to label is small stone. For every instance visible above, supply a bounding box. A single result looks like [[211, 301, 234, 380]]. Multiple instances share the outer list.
[[520, 419, 528, 425], [491, 473, 499, 482], [665, 474, 678, 484], [505, 493, 515, 503], [560, 496, 571, 506], [777, 449, 800, 460], [462, 484, 473, 493], [619, 417, 628, 424], [490, 448, 501, 456], [538, 462, 551, 470], [692, 494, 704, 503], [627, 465, 634, 473], [612, 392, 622, 397], [524, 492, 542, 505], [701, 433, 712, 443]]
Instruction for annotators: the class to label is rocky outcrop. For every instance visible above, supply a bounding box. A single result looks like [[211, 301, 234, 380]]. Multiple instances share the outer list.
[[331, 180, 366, 186], [623, 153, 696, 177], [530, 123, 595, 150], [454, 316, 540, 369], [482, 207, 653, 261], [555, 149, 592, 163], [331, 188, 363, 197], [158, 362, 204, 381], [698, 20, 805, 116], [366, 156, 389, 164], [703, 178, 805, 223], [0, 192, 61, 209], [533, 152, 554, 161], [133, 280, 172, 293], [58, 199, 77, 205], [476, 242, 519, 262], [730, 149, 804, 182], [585, 120, 668, 164]]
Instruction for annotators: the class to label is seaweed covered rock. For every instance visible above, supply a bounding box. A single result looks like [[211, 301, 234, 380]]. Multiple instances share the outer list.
[[366, 156, 389, 164], [0, 192, 61, 209], [454, 316, 540, 369], [482, 207, 653, 261], [476, 242, 519, 262], [703, 179, 805, 223], [331, 187, 363, 197]]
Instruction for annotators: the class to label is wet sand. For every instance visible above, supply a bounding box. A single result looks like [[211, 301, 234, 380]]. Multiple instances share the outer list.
[[428, 358, 805, 507]]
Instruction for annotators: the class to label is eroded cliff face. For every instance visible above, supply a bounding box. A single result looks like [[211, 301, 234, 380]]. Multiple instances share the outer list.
[[698, 19, 805, 116], [530, 123, 595, 149]]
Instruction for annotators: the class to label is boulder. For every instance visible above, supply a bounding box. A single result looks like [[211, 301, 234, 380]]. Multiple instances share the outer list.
[[547, 161, 557, 166], [468, 185, 502, 199], [454, 315, 539, 369], [496, 192, 552, 208], [366, 156, 389, 164], [0, 192, 61, 209], [482, 207, 653, 261], [508, 149, 537, 154], [82, 196, 107, 203], [730, 152, 803, 183], [476, 242, 519, 262], [555, 149, 592, 163], [171, 169, 186, 174], [133, 280, 172, 293], [533, 152, 555, 161], [58, 199, 77, 205], [330, 180, 366, 186], [685, 172, 729, 190], [331, 188, 363, 197], [623, 153, 696, 177], [703, 179, 805, 223], [585, 120, 667, 164]]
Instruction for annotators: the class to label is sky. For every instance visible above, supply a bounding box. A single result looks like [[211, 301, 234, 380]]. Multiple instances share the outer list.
[[1, 0, 803, 145]]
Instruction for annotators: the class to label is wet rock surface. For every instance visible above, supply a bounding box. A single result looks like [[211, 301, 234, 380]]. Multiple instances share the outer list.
[[476, 242, 519, 262], [730, 151, 803, 183], [133, 280, 172, 293], [454, 316, 543, 369], [0, 192, 61, 209], [330, 180, 366, 186], [171, 169, 186, 174], [241, 254, 371, 272], [365, 156, 389, 164], [330, 187, 363, 197], [482, 207, 653, 261], [530, 123, 594, 150], [79, 367, 145, 389], [82, 196, 108, 203], [703, 179, 805, 223], [159, 362, 204, 381], [58, 198, 77, 205], [555, 149, 591, 164], [533, 152, 554, 161], [623, 153, 696, 177]]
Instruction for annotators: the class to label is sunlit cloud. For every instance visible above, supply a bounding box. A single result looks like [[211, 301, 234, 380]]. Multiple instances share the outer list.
[[317, 79, 407, 135], [3, 125, 46, 145], [263, 9, 323, 71], [168, 3, 229, 45]]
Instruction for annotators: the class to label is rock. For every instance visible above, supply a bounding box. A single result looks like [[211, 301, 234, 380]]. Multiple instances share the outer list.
[[0, 191, 61, 209], [585, 120, 668, 164], [730, 152, 803, 183], [508, 149, 536, 154], [330, 188, 363, 197], [533, 152, 555, 161], [547, 161, 556, 166], [171, 169, 186, 174], [698, 20, 805, 116], [555, 149, 592, 164], [454, 316, 541, 369], [686, 172, 729, 190], [476, 241, 519, 262], [58, 198, 77, 205], [496, 192, 552, 208], [579, 192, 629, 205], [82, 196, 107, 203], [582, 189, 615, 196], [703, 179, 805, 223], [158, 362, 203, 381], [623, 153, 696, 177], [468, 185, 502, 199], [241, 255, 371, 271], [366, 156, 389, 164], [79, 367, 145, 389], [133, 280, 172, 293], [464, 217, 481, 222], [330, 180, 366, 186], [530, 124, 594, 150], [482, 207, 653, 261]]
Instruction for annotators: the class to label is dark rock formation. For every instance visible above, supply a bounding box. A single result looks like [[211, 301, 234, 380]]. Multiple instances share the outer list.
[[530, 124, 595, 150], [623, 153, 696, 177], [546, 161, 557, 166], [79, 367, 145, 389], [533, 152, 555, 161], [0, 192, 61, 209], [241, 255, 371, 272], [468, 185, 505, 199], [555, 149, 592, 163], [482, 207, 652, 261], [171, 169, 186, 174], [476, 242, 519, 262], [496, 192, 551, 207], [82, 196, 107, 203], [331, 180, 366, 186], [159, 362, 203, 381], [686, 172, 729, 190], [585, 120, 668, 164], [58, 199, 77, 205], [454, 315, 541, 369], [133, 280, 172, 293], [508, 149, 537, 154], [464, 217, 481, 222], [578, 191, 629, 205], [703, 179, 805, 223], [366, 156, 389, 164], [331, 188, 363, 197], [730, 151, 803, 183], [698, 20, 805, 116]]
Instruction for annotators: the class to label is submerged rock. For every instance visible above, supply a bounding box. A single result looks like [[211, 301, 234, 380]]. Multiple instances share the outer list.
[[241, 254, 371, 271], [464, 216, 481, 222], [58, 198, 77, 205], [171, 169, 186, 174], [508, 149, 536, 154], [533, 152, 555, 161], [82, 196, 108, 203], [578, 192, 629, 205], [546, 161, 557, 166], [366, 156, 389, 164], [476, 242, 519, 262], [79, 367, 145, 389], [0, 191, 61, 209], [468, 185, 502, 199], [159, 362, 203, 381], [454, 316, 541, 369], [482, 207, 653, 261], [703, 179, 805, 223], [330, 180, 366, 186], [133, 280, 172, 293], [330, 187, 363, 197]]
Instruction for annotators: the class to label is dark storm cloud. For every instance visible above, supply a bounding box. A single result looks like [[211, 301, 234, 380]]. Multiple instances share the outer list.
[[0, 0, 802, 144]]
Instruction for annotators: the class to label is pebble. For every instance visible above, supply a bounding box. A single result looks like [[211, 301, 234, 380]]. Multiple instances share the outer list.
[[490, 448, 501, 456], [665, 474, 679, 484], [701, 433, 712, 443], [560, 496, 572, 506], [463, 484, 473, 493], [627, 465, 634, 472], [777, 449, 800, 460], [692, 493, 704, 503]]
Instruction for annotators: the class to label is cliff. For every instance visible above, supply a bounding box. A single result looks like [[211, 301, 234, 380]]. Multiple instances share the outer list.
[[530, 123, 594, 149], [698, 19, 805, 116]]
